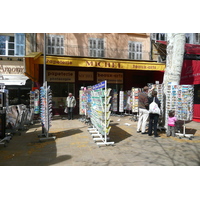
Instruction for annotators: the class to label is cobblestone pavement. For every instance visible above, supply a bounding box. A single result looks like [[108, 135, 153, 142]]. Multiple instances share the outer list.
[[1, 115, 200, 166]]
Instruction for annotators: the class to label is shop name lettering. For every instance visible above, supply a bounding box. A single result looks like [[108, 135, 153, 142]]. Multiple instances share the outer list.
[[86, 61, 158, 70], [86, 61, 121, 68], [0, 65, 24, 74], [46, 59, 72, 65], [132, 65, 157, 69]]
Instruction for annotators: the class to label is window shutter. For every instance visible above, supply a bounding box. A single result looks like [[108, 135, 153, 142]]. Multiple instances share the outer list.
[[15, 33, 25, 56]]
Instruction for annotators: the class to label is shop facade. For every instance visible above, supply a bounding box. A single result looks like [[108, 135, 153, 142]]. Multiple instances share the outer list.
[[154, 40, 200, 121], [0, 57, 31, 105], [25, 54, 165, 115]]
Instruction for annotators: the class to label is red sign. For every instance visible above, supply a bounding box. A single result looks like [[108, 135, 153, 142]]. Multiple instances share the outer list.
[[180, 60, 200, 85]]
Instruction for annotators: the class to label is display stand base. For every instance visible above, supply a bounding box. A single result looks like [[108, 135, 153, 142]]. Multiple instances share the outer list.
[[88, 128, 114, 146], [38, 133, 56, 141], [175, 124, 194, 140]]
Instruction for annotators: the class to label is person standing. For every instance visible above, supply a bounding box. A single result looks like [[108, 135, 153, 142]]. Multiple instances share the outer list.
[[137, 86, 149, 134], [148, 90, 161, 137], [66, 93, 76, 120], [167, 110, 177, 137]]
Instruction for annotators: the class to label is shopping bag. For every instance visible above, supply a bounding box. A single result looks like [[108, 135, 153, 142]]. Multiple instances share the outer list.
[[149, 97, 160, 115], [64, 107, 68, 113]]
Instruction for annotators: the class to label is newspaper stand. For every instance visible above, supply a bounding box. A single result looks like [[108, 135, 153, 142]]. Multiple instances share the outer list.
[[88, 81, 114, 146]]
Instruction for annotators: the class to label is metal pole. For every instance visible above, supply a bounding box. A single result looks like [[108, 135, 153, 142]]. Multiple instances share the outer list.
[[43, 33, 46, 83]]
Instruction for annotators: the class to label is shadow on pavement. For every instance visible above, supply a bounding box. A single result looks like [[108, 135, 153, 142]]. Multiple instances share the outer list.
[[109, 123, 132, 143], [148, 137, 200, 166]]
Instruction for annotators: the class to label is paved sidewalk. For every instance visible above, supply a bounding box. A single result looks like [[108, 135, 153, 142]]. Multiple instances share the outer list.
[[1, 115, 200, 166]]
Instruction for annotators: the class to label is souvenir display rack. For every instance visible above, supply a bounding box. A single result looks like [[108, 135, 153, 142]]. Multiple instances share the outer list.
[[166, 84, 194, 139], [79, 87, 92, 124], [154, 84, 165, 130], [38, 82, 55, 141], [88, 81, 114, 146], [130, 87, 140, 121], [124, 90, 132, 115], [111, 90, 118, 116], [119, 91, 124, 116], [30, 89, 40, 114]]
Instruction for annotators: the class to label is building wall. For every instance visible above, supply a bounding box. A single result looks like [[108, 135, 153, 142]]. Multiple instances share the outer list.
[[35, 33, 151, 60]]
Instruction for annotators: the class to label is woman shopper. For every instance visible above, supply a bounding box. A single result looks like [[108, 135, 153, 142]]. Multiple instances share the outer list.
[[148, 90, 161, 137]]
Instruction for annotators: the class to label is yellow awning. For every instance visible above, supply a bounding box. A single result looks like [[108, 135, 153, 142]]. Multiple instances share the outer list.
[[35, 56, 166, 71]]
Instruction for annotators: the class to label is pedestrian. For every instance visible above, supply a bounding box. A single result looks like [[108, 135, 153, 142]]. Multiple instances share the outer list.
[[137, 86, 149, 134], [66, 92, 76, 120], [167, 110, 177, 137], [148, 90, 161, 137]]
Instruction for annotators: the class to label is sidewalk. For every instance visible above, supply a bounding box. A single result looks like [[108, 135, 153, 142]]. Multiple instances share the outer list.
[[1, 115, 200, 166]]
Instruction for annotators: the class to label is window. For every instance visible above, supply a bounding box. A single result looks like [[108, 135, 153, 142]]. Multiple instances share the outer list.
[[89, 38, 104, 57], [185, 33, 191, 43], [128, 41, 142, 60], [0, 33, 25, 56], [194, 33, 200, 44], [151, 33, 166, 41], [47, 35, 64, 55]]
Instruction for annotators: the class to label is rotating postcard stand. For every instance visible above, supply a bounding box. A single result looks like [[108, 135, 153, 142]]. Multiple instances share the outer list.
[[38, 82, 55, 141], [175, 85, 194, 140], [88, 81, 114, 146], [166, 84, 194, 140], [119, 91, 124, 117]]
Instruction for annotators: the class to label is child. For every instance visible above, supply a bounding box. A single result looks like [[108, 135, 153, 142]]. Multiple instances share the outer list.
[[167, 110, 177, 137]]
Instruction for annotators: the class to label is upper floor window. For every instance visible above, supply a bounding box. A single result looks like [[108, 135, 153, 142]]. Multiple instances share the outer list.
[[151, 33, 166, 41], [0, 33, 25, 56], [194, 33, 200, 44], [47, 35, 64, 55], [89, 38, 104, 57], [128, 41, 142, 60]]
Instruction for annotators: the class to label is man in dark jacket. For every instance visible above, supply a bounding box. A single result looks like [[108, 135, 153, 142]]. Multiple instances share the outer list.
[[137, 86, 149, 134], [148, 90, 161, 137]]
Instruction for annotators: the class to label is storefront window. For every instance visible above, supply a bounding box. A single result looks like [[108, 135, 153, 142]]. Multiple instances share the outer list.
[[48, 82, 75, 108]]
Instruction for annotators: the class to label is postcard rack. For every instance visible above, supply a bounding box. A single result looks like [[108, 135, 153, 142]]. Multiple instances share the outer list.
[[88, 81, 114, 146], [38, 82, 55, 141], [166, 84, 194, 139]]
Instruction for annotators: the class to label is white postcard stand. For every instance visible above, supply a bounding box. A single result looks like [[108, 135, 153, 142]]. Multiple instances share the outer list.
[[154, 84, 165, 131], [124, 90, 132, 115], [88, 81, 114, 146], [166, 84, 194, 139], [38, 82, 55, 141], [119, 91, 124, 116], [111, 90, 118, 116]]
